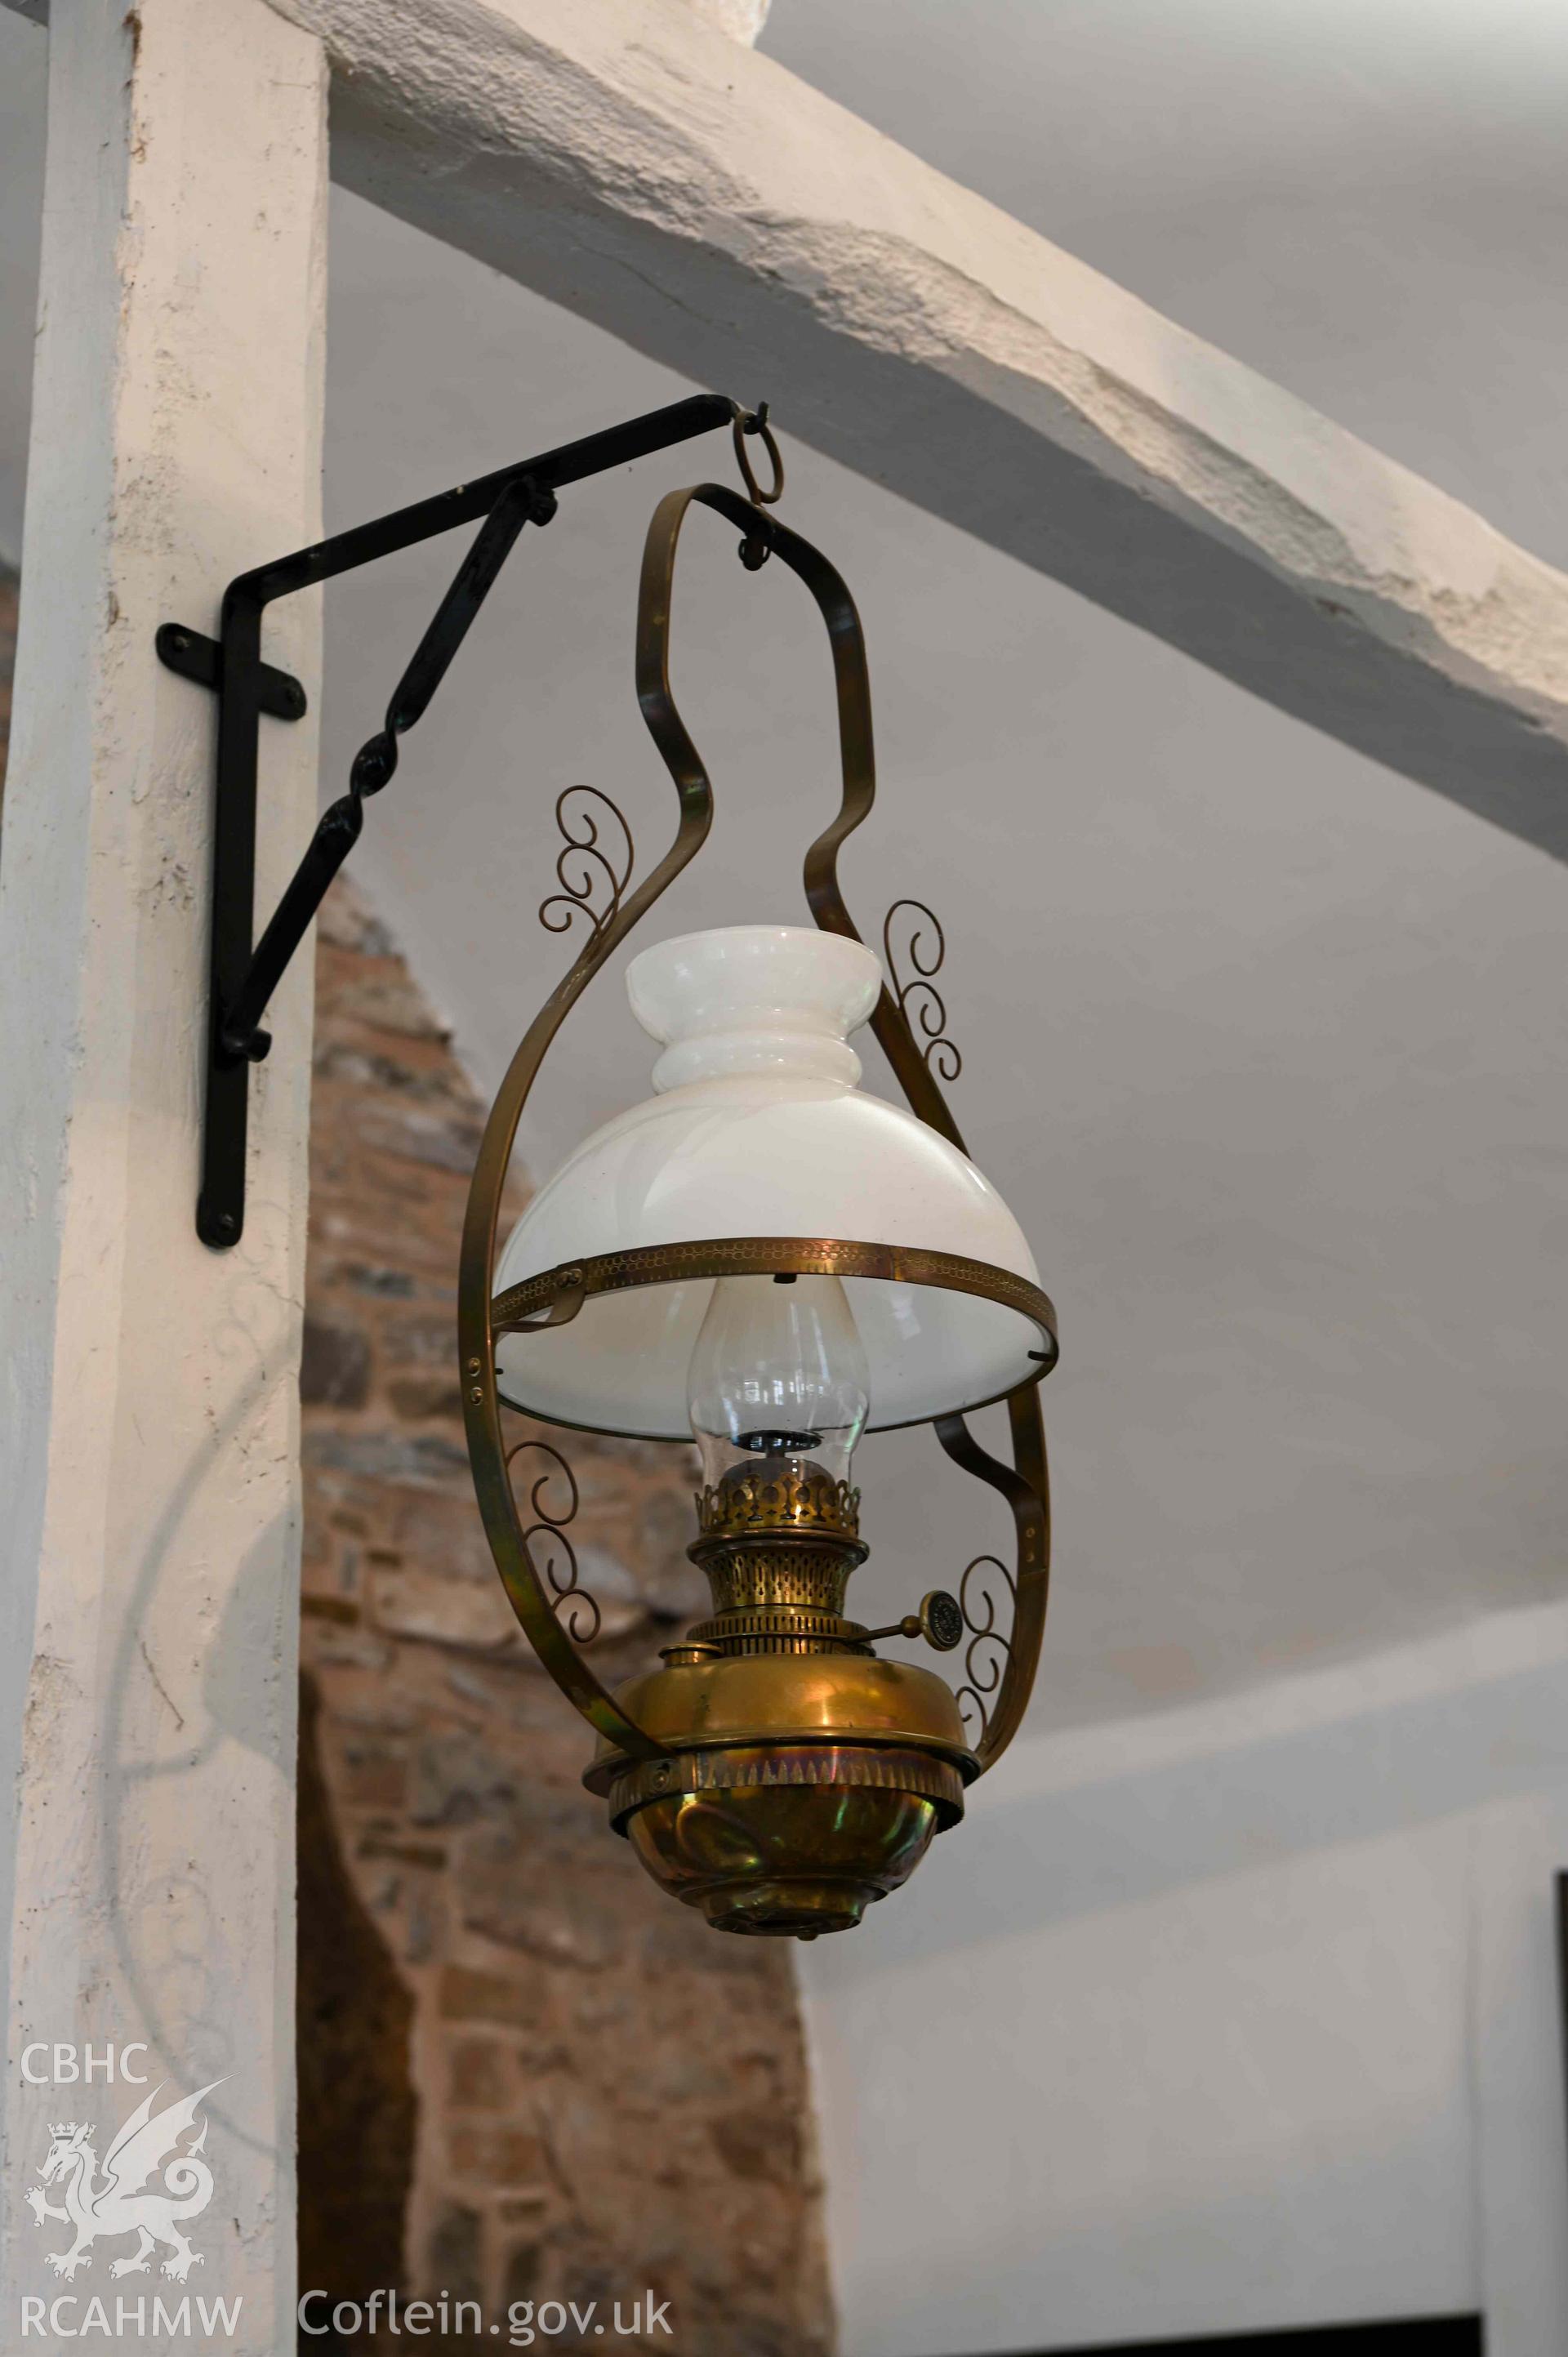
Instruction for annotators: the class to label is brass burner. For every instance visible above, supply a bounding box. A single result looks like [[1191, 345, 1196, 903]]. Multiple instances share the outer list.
[[687, 1457, 868, 1655]]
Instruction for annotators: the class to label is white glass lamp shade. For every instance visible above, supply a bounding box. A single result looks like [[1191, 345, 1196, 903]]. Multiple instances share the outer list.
[[493, 925, 1043, 1438]]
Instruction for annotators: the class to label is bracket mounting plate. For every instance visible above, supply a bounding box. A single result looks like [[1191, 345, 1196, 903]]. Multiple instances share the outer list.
[[155, 623, 307, 723]]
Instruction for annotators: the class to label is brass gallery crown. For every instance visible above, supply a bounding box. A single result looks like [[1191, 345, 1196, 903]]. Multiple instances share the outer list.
[[694, 1467, 862, 1541]]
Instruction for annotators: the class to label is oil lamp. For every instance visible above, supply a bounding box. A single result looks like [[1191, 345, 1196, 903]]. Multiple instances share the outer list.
[[457, 475, 1057, 1939], [167, 393, 1056, 1941]]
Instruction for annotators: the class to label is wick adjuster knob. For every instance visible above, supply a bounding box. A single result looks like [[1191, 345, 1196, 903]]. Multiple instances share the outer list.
[[862, 1589, 964, 1653]]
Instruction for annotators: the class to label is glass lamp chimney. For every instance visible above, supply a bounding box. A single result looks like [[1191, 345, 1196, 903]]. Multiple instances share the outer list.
[[686, 1272, 871, 1493]]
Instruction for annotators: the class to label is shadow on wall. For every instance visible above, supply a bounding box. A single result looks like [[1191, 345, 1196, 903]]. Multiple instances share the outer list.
[[0, 559, 16, 798], [298, 1671, 418, 2310]]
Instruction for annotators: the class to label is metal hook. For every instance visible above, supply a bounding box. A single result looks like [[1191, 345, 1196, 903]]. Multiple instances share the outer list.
[[733, 405, 785, 507]]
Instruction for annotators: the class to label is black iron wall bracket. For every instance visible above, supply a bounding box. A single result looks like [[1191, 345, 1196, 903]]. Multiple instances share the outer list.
[[157, 394, 776, 1249]]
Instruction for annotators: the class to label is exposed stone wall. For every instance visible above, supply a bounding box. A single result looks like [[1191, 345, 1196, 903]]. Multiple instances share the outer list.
[[300, 880, 834, 2355]]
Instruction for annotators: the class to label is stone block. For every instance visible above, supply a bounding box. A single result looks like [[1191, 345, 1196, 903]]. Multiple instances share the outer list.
[[439, 1963, 532, 2030], [316, 880, 396, 958], [448, 2123, 549, 2185], [710, 2109, 800, 2185], [335, 1738, 411, 1811], [305, 1427, 471, 1486], [448, 2034, 511, 2111], [388, 1370, 465, 1421], [336, 1259, 418, 1299], [502, 2240, 543, 2307], [372, 1558, 527, 1656], [460, 1862, 625, 1972], [299, 1313, 372, 1407], [357, 1099, 484, 1174], [409, 1731, 522, 1827], [383, 1483, 506, 1583], [425, 2203, 484, 2305]]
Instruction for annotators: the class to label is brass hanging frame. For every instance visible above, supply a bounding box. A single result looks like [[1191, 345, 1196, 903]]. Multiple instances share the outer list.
[[457, 475, 1056, 1776]]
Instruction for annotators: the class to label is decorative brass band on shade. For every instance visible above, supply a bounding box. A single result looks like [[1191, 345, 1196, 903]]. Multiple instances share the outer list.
[[492, 1234, 1058, 1431]]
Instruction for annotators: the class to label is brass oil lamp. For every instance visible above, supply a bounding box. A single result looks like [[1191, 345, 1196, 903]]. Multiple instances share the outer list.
[[457, 470, 1058, 1940]]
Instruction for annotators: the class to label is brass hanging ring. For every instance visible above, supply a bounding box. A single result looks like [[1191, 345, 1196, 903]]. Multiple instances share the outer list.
[[733, 408, 785, 506]]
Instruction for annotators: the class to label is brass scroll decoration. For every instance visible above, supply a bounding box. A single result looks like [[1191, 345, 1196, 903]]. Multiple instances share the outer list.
[[951, 1554, 1016, 1747], [504, 1437, 600, 1644], [538, 786, 635, 939], [883, 899, 961, 1083]]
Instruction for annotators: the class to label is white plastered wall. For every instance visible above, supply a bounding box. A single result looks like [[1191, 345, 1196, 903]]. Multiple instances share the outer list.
[[801, 1606, 1568, 2356]]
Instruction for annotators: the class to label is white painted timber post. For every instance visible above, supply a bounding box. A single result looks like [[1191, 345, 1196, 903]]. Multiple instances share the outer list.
[[0, 2, 327, 2346]]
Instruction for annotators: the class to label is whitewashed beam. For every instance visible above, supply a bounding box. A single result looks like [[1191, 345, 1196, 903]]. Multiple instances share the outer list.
[[11, 0, 1568, 851], [273, 0, 1568, 860], [684, 0, 769, 42], [0, 0, 327, 2346]]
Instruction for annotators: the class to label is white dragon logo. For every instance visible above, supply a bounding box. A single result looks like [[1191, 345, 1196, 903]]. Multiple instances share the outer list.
[[25, 2079, 224, 2283]]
